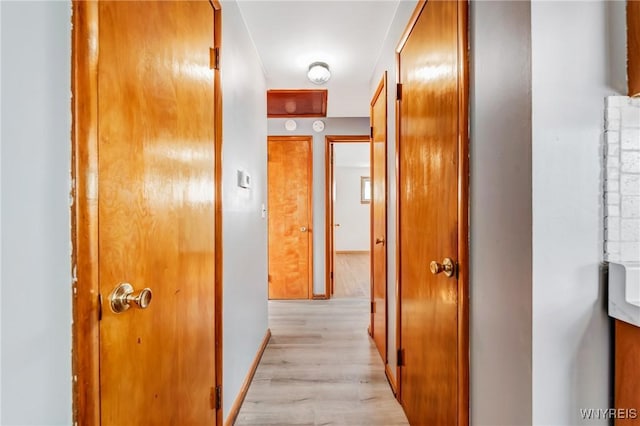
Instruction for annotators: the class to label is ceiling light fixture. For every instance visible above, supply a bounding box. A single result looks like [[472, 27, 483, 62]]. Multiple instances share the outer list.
[[307, 62, 331, 85]]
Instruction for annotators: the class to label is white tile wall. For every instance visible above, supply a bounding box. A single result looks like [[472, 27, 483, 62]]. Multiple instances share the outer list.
[[605, 96, 640, 262]]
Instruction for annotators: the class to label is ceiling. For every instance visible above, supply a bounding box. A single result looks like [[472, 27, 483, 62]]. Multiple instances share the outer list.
[[236, 0, 401, 117]]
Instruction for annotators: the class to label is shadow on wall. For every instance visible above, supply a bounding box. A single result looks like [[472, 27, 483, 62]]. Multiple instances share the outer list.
[[604, 0, 627, 94], [570, 263, 612, 425]]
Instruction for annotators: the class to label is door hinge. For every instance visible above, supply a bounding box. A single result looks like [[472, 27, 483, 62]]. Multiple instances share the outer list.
[[397, 348, 405, 367], [370, 301, 376, 314], [330, 271, 333, 280], [98, 294, 103, 321], [211, 385, 221, 410], [396, 83, 402, 101], [210, 47, 220, 70], [370, 126, 374, 138]]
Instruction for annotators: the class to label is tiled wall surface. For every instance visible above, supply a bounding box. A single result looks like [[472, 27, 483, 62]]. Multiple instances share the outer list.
[[605, 96, 640, 262]]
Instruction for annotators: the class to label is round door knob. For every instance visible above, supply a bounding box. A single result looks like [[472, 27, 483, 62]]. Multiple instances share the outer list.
[[429, 258, 455, 278], [375, 237, 385, 245], [300, 226, 308, 232], [430, 261, 443, 275], [109, 282, 153, 314]]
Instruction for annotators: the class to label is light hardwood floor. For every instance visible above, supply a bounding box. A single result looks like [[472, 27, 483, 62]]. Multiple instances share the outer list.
[[235, 298, 409, 425], [334, 252, 370, 298]]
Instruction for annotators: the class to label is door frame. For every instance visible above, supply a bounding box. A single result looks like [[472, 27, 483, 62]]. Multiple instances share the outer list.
[[394, 1, 469, 424], [70, 1, 224, 424], [267, 135, 315, 300], [324, 135, 371, 299]]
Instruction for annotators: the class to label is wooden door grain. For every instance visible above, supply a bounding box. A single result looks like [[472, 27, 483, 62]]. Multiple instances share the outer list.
[[370, 74, 388, 362], [268, 136, 313, 300], [397, 1, 469, 424], [97, 2, 217, 424]]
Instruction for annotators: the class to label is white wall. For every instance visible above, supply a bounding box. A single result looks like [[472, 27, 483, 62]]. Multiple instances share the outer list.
[[368, 0, 418, 381], [268, 117, 370, 295], [531, 2, 618, 424], [1, 1, 73, 424], [221, 0, 269, 419], [334, 166, 370, 252], [470, 2, 533, 424]]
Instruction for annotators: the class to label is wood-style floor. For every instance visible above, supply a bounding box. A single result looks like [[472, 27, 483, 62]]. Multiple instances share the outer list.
[[333, 252, 370, 298], [235, 298, 409, 425]]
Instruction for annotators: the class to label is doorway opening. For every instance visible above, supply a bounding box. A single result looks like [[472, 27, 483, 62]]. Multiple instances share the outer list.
[[324, 136, 371, 300]]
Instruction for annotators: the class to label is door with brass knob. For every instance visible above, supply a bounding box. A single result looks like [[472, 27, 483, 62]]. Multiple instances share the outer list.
[[370, 72, 388, 363], [109, 283, 153, 313], [93, 2, 219, 424], [397, 1, 469, 424], [268, 136, 313, 299]]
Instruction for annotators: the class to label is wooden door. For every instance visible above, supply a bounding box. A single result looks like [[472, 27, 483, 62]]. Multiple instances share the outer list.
[[370, 74, 388, 361], [268, 136, 313, 299], [397, 1, 469, 425], [97, 2, 218, 425]]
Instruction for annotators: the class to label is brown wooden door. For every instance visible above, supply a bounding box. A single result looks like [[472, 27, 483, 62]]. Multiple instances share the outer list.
[[370, 74, 388, 361], [97, 2, 217, 425], [268, 136, 313, 299], [397, 1, 469, 424]]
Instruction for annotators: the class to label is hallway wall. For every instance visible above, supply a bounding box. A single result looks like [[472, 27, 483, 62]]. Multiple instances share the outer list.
[[531, 2, 620, 424], [470, 1, 533, 424], [221, 1, 269, 419], [0, 1, 73, 423], [334, 166, 371, 252], [267, 117, 370, 296]]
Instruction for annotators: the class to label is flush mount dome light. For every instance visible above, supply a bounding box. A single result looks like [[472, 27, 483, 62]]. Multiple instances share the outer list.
[[307, 62, 331, 85]]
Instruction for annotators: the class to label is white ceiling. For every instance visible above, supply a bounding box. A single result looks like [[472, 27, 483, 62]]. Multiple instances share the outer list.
[[334, 143, 370, 167], [236, 0, 401, 117]]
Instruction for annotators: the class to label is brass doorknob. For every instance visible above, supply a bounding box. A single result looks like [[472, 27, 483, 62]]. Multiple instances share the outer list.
[[300, 226, 308, 232], [109, 282, 153, 314], [375, 237, 385, 245], [429, 258, 455, 278]]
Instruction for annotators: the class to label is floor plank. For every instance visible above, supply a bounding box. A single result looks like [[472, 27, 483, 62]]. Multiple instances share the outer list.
[[334, 253, 370, 298], [235, 298, 408, 425]]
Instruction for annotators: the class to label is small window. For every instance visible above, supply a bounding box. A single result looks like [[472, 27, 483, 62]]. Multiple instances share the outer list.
[[360, 176, 371, 204]]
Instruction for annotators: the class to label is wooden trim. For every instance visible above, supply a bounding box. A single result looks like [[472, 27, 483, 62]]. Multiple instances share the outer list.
[[72, 3, 224, 424], [324, 135, 371, 300], [629, 0, 640, 96], [224, 329, 272, 426], [456, 1, 470, 425], [312, 294, 328, 300], [213, 2, 224, 425], [71, 2, 101, 424], [396, 1, 427, 54], [335, 250, 370, 254], [385, 363, 398, 396], [267, 136, 315, 300]]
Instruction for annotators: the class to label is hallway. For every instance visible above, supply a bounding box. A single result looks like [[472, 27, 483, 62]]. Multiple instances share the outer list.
[[235, 298, 408, 425]]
